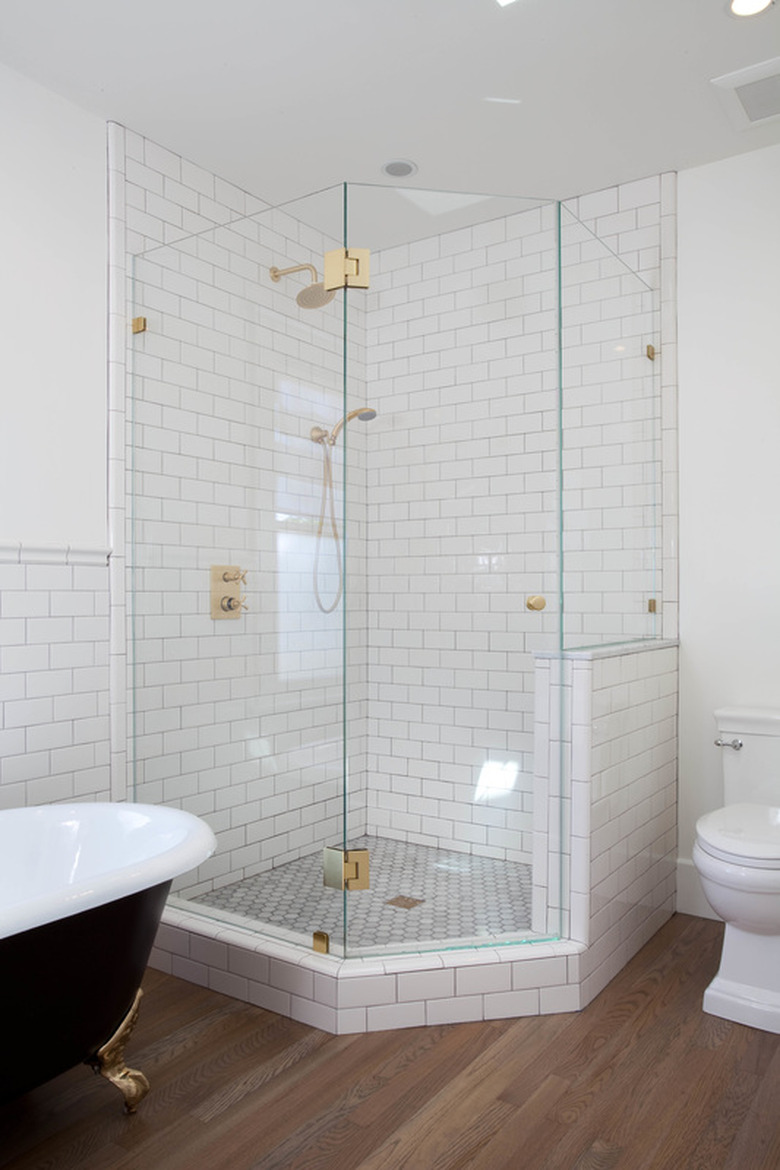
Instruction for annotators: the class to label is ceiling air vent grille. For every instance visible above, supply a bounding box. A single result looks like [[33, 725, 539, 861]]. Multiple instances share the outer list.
[[734, 73, 780, 122], [711, 56, 780, 128]]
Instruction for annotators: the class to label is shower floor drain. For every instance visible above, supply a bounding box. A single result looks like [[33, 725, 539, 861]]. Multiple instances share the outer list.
[[386, 895, 425, 910]]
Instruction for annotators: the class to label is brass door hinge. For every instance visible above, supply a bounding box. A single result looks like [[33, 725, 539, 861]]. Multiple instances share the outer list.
[[323, 846, 370, 890], [323, 248, 370, 291]]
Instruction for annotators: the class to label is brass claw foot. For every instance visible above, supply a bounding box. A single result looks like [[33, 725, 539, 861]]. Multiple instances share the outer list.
[[89, 987, 150, 1113]]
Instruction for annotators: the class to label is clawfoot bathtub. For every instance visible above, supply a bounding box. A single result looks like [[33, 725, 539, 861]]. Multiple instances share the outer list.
[[0, 802, 215, 1112]]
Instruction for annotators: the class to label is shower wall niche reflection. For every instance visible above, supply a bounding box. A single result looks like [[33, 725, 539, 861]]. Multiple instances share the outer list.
[[129, 183, 661, 957]]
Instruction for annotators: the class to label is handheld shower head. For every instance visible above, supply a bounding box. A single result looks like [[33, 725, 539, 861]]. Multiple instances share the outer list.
[[310, 408, 378, 445], [269, 263, 336, 310], [327, 407, 378, 445]]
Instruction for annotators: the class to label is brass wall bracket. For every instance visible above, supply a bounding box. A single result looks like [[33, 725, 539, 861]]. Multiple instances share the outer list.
[[323, 846, 370, 890], [324, 248, 370, 291], [313, 931, 330, 953], [132, 317, 147, 334], [648, 598, 657, 614], [646, 343, 656, 361]]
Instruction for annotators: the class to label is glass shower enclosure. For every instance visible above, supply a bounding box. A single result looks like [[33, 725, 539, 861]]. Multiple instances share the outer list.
[[128, 181, 660, 959]]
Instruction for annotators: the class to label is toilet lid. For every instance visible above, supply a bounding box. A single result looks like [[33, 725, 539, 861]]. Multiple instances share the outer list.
[[696, 802, 780, 866]]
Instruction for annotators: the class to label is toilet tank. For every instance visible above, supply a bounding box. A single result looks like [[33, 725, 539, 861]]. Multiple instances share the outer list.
[[716, 707, 780, 806]]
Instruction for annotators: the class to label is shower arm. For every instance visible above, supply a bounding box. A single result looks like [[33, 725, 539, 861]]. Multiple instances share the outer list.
[[269, 263, 319, 284]]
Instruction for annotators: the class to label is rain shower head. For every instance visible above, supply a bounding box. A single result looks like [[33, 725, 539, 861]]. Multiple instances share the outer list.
[[269, 263, 336, 310], [296, 281, 336, 310]]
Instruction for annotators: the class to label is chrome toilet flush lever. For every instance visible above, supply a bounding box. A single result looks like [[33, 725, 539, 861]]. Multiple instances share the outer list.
[[715, 737, 743, 750]]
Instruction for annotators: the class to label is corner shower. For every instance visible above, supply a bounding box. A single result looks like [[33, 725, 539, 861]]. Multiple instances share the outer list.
[[128, 180, 663, 962]]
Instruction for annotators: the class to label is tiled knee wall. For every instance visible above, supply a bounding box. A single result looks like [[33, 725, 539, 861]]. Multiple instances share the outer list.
[[537, 641, 678, 996], [579, 642, 678, 1002], [0, 545, 111, 808]]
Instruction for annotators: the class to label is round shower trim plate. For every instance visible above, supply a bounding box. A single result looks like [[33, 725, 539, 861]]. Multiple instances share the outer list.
[[382, 159, 418, 178]]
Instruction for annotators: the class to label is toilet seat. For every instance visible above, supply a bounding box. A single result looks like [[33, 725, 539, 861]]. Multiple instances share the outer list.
[[696, 802, 780, 869]]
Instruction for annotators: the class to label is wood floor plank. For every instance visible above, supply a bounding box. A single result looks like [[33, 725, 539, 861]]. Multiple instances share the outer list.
[[346, 1019, 577, 1168], [3, 915, 780, 1170], [251, 1020, 526, 1170], [460, 1073, 572, 1169], [528, 920, 731, 1169], [723, 1044, 780, 1170]]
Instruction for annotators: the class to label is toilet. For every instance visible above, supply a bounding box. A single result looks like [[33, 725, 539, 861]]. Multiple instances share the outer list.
[[693, 707, 780, 1033]]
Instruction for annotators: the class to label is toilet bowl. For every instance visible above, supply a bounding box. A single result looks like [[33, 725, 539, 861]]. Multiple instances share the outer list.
[[693, 709, 780, 1033]]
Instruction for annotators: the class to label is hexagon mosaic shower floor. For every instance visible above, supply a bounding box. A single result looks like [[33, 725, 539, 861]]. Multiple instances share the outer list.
[[192, 836, 534, 954]]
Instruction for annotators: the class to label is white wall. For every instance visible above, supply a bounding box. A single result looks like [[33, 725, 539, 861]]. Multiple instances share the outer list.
[[677, 142, 780, 914], [0, 68, 111, 810], [0, 65, 107, 547]]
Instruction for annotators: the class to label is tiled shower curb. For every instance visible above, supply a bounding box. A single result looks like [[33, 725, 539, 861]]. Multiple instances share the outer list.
[[150, 905, 586, 1034]]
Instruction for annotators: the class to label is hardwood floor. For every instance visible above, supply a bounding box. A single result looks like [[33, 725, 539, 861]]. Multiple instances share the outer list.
[[2, 914, 779, 1169]]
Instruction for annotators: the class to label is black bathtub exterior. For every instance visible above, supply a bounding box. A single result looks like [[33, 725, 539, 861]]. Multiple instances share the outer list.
[[0, 879, 171, 1104]]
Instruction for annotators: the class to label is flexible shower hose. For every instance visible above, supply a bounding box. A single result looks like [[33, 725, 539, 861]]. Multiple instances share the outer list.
[[313, 442, 343, 613]]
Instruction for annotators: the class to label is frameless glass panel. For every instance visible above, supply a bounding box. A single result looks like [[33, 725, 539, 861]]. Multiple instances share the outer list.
[[559, 207, 662, 650], [129, 186, 353, 953], [340, 184, 564, 957]]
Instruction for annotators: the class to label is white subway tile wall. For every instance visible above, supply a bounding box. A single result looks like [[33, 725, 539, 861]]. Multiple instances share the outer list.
[[0, 546, 111, 808], [116, 132, 670, 885]]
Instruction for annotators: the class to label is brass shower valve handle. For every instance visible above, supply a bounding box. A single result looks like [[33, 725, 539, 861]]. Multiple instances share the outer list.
[[220, 594, 248, 613], [222, 568, 247, 584]]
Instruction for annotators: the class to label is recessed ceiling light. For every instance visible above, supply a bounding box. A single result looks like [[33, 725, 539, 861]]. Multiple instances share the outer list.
[[484, 96, 522, 104], [730, 0, 773, 14], [382, 159, 418, 178], [495, 0, 520, 7]]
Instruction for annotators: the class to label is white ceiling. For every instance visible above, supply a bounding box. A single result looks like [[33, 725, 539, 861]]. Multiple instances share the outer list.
[[1, 0, 780, 206]]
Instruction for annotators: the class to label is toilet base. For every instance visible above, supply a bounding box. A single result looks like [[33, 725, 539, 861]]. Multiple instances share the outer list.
[[704, 976, 780, 1034], [703, 924, 780, 1034]]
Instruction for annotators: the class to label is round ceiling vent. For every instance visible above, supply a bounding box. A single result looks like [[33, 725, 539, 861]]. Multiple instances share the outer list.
[[382, 159, 418, 178]]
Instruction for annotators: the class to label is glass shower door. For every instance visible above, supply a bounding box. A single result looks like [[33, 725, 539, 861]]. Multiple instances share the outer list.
[[340, 183, 565, 957], [559, 206, 662, 649], [128, 184, 355, 953]]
